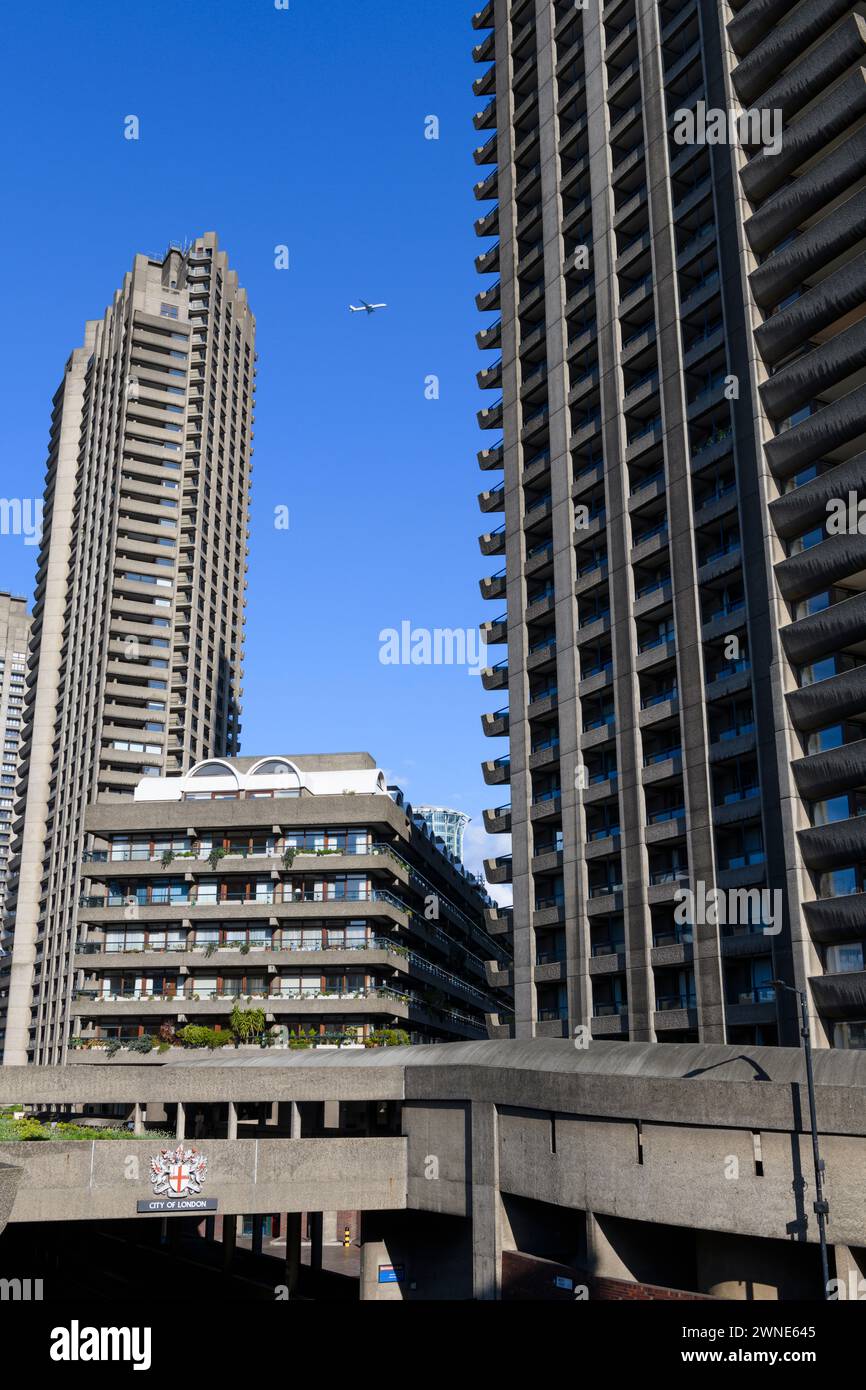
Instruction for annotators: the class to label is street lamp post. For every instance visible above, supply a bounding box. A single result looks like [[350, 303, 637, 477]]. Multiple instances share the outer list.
[[771, 980, 831, 1299]]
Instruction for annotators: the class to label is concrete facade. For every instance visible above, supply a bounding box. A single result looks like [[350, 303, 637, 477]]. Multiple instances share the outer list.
[[473, 0, 866, 1055], [0, 595, 30, 977], [1, 235, 255, 1065], [0, 1039, 864, 1299], [69, 755, 510, 1046]]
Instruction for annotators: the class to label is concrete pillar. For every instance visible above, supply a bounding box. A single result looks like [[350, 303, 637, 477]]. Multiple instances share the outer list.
[[133, 1103, 144, 1135], [175, 1101, 185, 1141], [204, 1216, 216, 1241], [284, 1213, 302, 1297], [222, 1214, 237, 1272], [227, 1101, 237, 1140], [470, 1102, 502, 1301], [289, 1101, 300, 1137], [587, 1211, 638, 1283], [322, 1210, 338, 1245], [309, 1212, 323, 1272]]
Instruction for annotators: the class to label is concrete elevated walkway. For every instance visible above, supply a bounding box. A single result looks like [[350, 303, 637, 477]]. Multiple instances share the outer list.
[[1, 1040, 865, 1299]]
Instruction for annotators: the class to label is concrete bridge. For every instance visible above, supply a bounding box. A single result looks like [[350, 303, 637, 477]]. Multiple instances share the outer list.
[[1, 1039, 865, 1300]]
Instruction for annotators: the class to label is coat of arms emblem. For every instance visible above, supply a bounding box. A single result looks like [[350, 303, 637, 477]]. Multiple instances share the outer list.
[[150, 1142, 208, 1197]]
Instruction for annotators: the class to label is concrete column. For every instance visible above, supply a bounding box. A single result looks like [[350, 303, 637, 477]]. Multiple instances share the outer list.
[[284, 1213, 301, 1297], [289, 1101, 300, 1137], [470, 1102, 502, 1300], [204, 1216, 216, 1242], [322, 1210, 338, 1245], [309, 1212, 323, 1272], [227, 1101, 237, 1140], [587, 1211, 638, 1283], [222, 1214, 237, 1272], [133, 1103, 144, 1135], [175, 1101, 185, 1141]]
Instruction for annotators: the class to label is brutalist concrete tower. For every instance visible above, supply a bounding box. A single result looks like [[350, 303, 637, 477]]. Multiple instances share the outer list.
[[2, 234, 255, 1063], [473, 0, 866, 1051], [0, 596, 31, 952]]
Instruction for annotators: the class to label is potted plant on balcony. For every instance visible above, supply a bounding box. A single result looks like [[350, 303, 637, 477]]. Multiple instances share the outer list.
[[207, 846, 228, 870]]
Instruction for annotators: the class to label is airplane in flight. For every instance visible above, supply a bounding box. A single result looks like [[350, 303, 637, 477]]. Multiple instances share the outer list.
[[349, 299, 388, 314]]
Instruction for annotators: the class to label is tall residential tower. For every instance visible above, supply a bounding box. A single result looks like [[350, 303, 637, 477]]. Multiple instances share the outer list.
[[2, 233, 255, 1064], [0, 595, 31, 956], [474, 0, 866, 1050]]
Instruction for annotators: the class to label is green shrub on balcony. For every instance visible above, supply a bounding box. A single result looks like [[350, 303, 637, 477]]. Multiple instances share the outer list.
[[364, 1028, 410, 1048], [178, 1025, 233, 1049]]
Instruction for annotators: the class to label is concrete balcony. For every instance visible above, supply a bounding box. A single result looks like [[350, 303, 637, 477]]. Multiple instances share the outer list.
[[480, 615, 507, 645], [474, 170, 499, 203], [479, 569, 506, 601], [478, 525, 506, 556], [650, 941, 693, 969], [482, 708, 509, 737], [474, 133, 497, 165], [482, 758, 510, 787], [528, 744, 559, 772], [798, 814, 866, 875], [589, 950, 626, 976], [474, 207, 499, 238], [478, 440, 504, 470], [476, 319, 501, 351], [484, 855, 513, 885], [483, 804, 512, 835], [481, 661, 508, 691], [654, 1003, 698, 1033], [471, 1, 494, 31], [804, 891, 866, 945], [473, 99, 496, 131], [472, 31, 495, 63], [476, 280, 501, 311], [477, 400, 503, 431], [811, 970, 866, 1020], [590, 1009, 628, 1037], [530, 795, 561, 822], [478, 483, 505, 513], [484, 904, 512, 935], [74, 944, 405, 975], [477, 358, 502, 388], [484, 960, 512, 990]]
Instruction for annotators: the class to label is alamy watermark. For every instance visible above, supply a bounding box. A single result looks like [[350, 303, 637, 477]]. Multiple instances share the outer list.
[[379, 622, 487, 676], [675, 882, 782, 935], [0, 498, 43, 546], [673, 101, 782, 158]]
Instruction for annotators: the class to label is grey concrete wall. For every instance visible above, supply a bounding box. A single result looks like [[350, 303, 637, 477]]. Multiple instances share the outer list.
[[0, 1136, 406, 1224], [0, 1163, 22, 1236], [493, 1107, 866, 1248]]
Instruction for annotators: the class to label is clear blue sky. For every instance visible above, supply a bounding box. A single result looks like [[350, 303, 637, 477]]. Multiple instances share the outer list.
[[0, 0, 510, 891]]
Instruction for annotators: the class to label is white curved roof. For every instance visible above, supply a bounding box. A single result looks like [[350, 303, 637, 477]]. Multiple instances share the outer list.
[[133, 755, 389, 802]]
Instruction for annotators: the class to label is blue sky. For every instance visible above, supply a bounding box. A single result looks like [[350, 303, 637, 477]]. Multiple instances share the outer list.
[[0, 0, 510, 891]]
